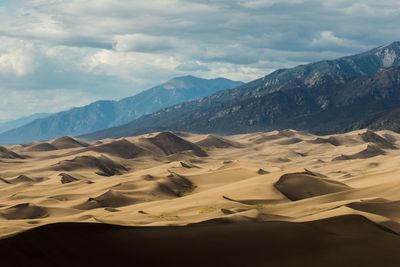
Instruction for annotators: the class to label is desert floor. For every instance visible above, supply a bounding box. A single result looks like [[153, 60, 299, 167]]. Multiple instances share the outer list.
[[1, 129, 400, 266]]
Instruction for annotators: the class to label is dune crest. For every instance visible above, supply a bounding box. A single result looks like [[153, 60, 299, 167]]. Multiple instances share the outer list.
[[333, 144, 387, 161], [51, 136, 90, 149], [1, 128, 400, 255], [196, 135, 244, 149], [59, 173, 80, 184], [53, 155, 128, 176], [0, 146, 25, 159], [274, 171, 352, 201], [91, 139, 148, 159], [0, 203, 48, 220], [74, 190, 136, 210], [23, 142, 57, 152], [146, 132, 207, 157]]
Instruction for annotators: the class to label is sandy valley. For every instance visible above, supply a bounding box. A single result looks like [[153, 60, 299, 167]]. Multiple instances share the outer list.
[[1, 129, 400, 265]]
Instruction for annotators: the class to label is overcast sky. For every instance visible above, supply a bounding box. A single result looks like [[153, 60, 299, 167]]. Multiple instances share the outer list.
[[0, 0, 399, 120]]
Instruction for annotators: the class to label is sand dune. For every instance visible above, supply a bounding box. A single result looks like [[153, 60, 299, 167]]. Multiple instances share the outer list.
[[0, 203, 48, 220], [91, 139, 148, 159], [0, 176, 12, 184], [23, 142, 57, 152], [275, 171, 352, 201], [360, 130, 397, 149], [347, 199, 400, 220], [1, 129, 400, 265], [309, 136, 342, 146], [0, 146, 25, 159], [74, 190, 136, 210], [7, 175, 38, 184], [53, 155, 128, 176], [145, 132, 207, 157], [333, 144, 387, 160], [1, 215, 400, 267], [51, 136, 90, 149], [276, 137, 303, 145], [158, 171, 195, 197], [195, 134, 244, 148], [59, 173, 79, 184]]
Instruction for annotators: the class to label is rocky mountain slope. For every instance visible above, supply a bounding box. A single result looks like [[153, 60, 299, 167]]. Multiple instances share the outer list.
[[0, 76, 242, 144], [0, 113, 50, 134], [83, 42, 400, 140]]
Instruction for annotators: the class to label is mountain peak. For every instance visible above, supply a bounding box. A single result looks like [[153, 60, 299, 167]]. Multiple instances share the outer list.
[[0, 76, 242, 144], [162, 75, 242, 91], [173, 75, 199, 81], [162, 75, 203, 90], [375, 42, 400, 67], [166, 75, 203, 85], [385, 41, 400, 49]]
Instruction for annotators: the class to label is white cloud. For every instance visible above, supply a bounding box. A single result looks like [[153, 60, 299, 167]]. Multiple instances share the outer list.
[[113, 34, 178, 53], [0, 88, 97, 121], [310, 31, 362, 51], [239, 0, 304, 8], [0, 0, 399, 120], [0, 38, 39, 76]]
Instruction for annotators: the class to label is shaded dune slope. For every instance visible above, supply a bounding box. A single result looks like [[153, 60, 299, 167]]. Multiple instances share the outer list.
[[348, 199, 400, 220], [7, 175, 40, 184], [275, 171, 351, 201], [252, 130, 297, 144], [23, 142, 57, 152], [157, 171, 195, 197], [0, 146, 25, 159], [0, 203, 48, 220], [333, 144, 386, 161], [196, 135, 244, 148], [360, 130, 397, 150], [51, 136, 90, 149], [309, 136, 342, 146], [74, 190, 136, 210], [145, 132, 207, 157], [0, 215, 399, 267], [91, 139, 148, 159], [53, 155, 128, 176], [59, 173, 79, 184]]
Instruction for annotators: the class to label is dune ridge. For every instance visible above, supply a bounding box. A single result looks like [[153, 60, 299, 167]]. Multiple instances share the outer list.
[[0, 129, 400, 265], [51, 136, 90, 149], [52, 155, 128, 176], [0, 146, 25, 159], [1, 215, 400, 266]]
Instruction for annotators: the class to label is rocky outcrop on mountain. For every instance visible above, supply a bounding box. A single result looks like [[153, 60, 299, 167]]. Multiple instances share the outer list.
[[83, 42, 400, 140]]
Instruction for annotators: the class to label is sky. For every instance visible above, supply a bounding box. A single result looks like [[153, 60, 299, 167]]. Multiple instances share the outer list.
[[0, 0, 399, 121]]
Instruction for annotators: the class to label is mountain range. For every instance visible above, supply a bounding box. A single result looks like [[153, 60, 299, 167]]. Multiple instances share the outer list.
[[0, 76, 242, 144], [0, 113, 50, 134], [82, 41, 400, 140]]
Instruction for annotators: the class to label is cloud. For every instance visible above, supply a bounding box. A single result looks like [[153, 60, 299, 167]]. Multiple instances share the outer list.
[[0, 0, 399, 120], [310, 31, 363, 52], [113, 34, 178, 53], [0, 37, 39, 76], [238, 0, 304, 8], [0, 88, 97, 121], [176, 61, 210, 72]]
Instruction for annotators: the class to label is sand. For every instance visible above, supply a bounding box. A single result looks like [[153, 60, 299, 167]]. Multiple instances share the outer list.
[[1, 129, 400, 265]]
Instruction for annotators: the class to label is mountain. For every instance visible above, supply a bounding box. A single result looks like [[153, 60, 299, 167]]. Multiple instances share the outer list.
[[0, 76, 243, 144], [0, 113, 50, 134], [83, 42, 400, 140]]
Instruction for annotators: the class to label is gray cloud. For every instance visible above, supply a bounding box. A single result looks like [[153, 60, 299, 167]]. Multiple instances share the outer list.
[[0, 0, 399, 119]]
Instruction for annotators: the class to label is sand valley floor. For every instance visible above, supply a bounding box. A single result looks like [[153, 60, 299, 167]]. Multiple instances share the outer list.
[[1, 130, 400, 265]]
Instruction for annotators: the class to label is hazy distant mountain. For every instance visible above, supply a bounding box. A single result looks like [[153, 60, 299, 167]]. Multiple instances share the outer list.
[[0, 76, 243, 144], [83, 42, 400, 140], [0, 113, 50, 134]]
